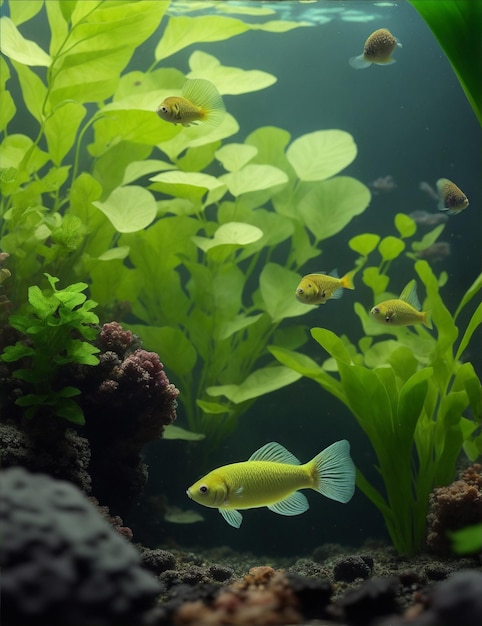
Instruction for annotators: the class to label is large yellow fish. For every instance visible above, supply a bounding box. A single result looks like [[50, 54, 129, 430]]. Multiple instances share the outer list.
[[349, 28, 402, 70], [295, 269, 355, 305], [187, 440, 356, 528], [436, 178, 469, 215], [370, 279, 432, 328], [156, 78, 225, 127]]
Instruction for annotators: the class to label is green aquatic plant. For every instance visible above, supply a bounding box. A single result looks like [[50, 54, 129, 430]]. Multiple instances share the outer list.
[[272, 231, 482, 554], [1, 273, 100, 424], [409, 0, 482, 126], [450, 523, 482, 555], [1, 1, 371, 446]]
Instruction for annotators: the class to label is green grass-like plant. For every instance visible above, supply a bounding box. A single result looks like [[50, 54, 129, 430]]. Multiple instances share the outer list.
[[272, 215, 482, 555], [1, 273, 99, 424]]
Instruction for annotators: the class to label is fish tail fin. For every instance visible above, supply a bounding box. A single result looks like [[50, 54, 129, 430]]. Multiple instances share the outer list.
[[422, 311, 432, 329], [308, 440, 356, 504], [349, 54, 371, 70], [341, 270, 356, 290], [182, 78, 225, 127]]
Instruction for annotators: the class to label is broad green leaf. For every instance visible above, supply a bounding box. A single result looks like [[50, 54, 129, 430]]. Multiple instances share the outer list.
[[216, 4, 276, 16], [197, 400, 233, 415], [93, 186, 157, 233], [0, 17, 51, 66], [149, 170, 227, 206], [10, 0, 44, 25], [411, 224, 445, 252], [0, 134, 49, 176], [49, 2, 167, 106], [298, 177, 371, 241], [252, 20, 313, 33], [378, 236, 405, 261], [155, 16, 250, 61], [260, 263, 314, 323], [163, 425, 205, 441], [193, 222, 263, 253], [90, 110, 179, 156], [286, 130, 357, 181], [122, 159, 177, 185], [216, 314, 264, 341], [188, 50, 277, 95], [215, 143, 258, 172], [362, 267, 390, 295], [128, 325, 197, 378], [220, 164, 288, 197], [245, 126, 292, 173], [44, 101, 86, 165], [449, 524, 482, 555], [395, 213, 417, 238], [97, 246, 130, 261], [11, 61, 47, 124], [349, 233, 380, 256], [45, 0, 69, 57], [311, 328, 352, 365], [0, 87, 15, 132], [269, 346, 324, 378], [237, 210, 294, 260], [207, 365, 301, 404]]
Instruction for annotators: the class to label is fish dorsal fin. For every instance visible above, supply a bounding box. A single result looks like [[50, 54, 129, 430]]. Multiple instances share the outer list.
[[399, 279, 421, 310], [220, 508, 243, 528], [268, 492, 309, 516], [329, 268, 339, 278], [248, 442, 300, 465]]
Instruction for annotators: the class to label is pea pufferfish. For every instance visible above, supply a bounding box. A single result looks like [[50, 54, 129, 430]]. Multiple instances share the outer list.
[[349, 28, 402, 70], [156, 78, 225, 127], [187, 440, 356, 528], [370, 279, 432, 328], [295, 269, 355, 305]]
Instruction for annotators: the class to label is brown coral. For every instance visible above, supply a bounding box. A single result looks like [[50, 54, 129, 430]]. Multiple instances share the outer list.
[[426, 464, 482, 554], [173, 567, 303, 625]]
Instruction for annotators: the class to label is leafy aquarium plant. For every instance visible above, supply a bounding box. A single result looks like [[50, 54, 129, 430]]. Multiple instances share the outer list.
[[408, 0, 482, 126], [272, 215, 482, 555], [0, 1, 371, 447], [1, 273, 99, 424]]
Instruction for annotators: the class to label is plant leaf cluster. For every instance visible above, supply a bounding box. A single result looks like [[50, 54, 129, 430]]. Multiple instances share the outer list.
[[1, 273, 99, 424], [1, 1, 370, 446], [271, 216, 482, 555]]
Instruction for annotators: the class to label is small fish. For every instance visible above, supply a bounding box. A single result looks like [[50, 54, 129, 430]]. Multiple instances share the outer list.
[[349, 28, 402, 70], [156, 78, 225, 127], [436, 178, 469, 215], [408, 210, 448, 227], [370, 279, 432, 328], [415, 241, 451, 263], [186, 440, 356, 528], [295, 269, 355, 305]]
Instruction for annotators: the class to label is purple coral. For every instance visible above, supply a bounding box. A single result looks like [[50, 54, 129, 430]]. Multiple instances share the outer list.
[[76, 322, 179, 515]]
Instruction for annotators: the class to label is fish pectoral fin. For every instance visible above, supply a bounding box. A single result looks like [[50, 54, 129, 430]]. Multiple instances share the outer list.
[[248, 442, 300, 465], [330, 287, 344, 300], [220, 508, 243, 528], [267, 492, 309, 516]]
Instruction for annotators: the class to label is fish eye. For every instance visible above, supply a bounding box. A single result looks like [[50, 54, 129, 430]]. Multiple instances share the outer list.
[[160, 106, 168, 112], [321, 291, 326, 298], [372, 307, 379, 314], [199, 484, 209, 494], [385, 316, 391, 322]]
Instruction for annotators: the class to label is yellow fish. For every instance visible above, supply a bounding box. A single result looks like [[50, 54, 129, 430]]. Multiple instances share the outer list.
[[156, 78, 225, 127], [370, 279, 432, 328], [187, 440, 355, 528], [295, 269, 355, 305], [436, 178, 469, 215], [349, 28, 402, 70]]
